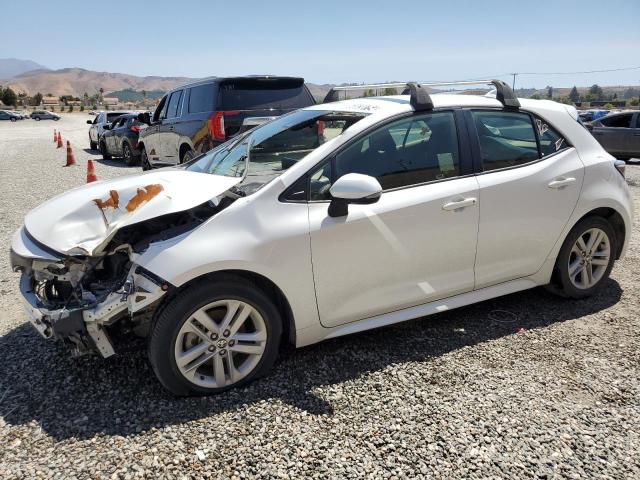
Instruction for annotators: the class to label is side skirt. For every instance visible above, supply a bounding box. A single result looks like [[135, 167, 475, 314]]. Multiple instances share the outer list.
[[295, 278, 537, 347]]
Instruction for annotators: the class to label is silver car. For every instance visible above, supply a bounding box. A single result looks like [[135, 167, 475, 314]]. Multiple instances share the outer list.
[[87, 111, 133, 150]]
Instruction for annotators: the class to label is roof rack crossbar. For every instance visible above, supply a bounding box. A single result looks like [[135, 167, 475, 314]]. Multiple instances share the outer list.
[[323, 79, 520, 109]]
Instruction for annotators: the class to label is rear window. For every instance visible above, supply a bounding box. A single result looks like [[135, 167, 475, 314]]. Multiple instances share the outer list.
[[218, 80, 312, 110], [188, 84, 214, 113]]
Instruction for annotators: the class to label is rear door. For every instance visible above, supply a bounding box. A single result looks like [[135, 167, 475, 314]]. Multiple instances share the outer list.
[[217, 78, 315, 139], [591, 113, 634, 156], [470, 109, 584, 288]]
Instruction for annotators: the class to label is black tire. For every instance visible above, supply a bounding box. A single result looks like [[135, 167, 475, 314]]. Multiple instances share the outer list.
[[549, 216, 616, 299], [89, 135, 97, 150], [34, 117, 40, 121], [181, 148, 194, 164], [148, 276, 282, 396], [54, 117, 59, 121], [140, 146, 152, 170], [10, 117, 16, 122], [99, 140, 112, 160], [122, 142, 137, 166]]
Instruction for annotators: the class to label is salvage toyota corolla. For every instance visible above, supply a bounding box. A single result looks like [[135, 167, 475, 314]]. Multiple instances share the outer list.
[[10, 80, 633, 395]]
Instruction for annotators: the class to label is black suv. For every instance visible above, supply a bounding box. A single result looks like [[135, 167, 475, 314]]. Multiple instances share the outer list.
[[137, 76, 315, 169]]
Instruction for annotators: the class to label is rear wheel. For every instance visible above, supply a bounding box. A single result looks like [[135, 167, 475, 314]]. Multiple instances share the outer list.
[[181, 148, 194, 164], [35, 117, 40, 121], [10, 117, 16, 122], [122, 142, 137, 166], [148, 277, 282, 396], [550, 217, 616, 298]]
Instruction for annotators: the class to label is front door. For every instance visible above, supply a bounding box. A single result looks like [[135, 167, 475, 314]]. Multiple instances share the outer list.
[[308, 111, 479, 328], [158, 89, 184, 164], [469, 109, 584, 288]]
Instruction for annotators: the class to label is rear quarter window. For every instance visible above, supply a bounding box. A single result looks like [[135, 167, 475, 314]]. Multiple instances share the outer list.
[[188, 84, 215, 113]]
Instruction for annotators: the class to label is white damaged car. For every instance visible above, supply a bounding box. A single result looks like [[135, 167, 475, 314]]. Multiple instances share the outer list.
[[10, 80, 633, 395]]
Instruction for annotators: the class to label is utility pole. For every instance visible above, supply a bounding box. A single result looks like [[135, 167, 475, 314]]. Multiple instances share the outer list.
[[511, 73, 518, 90]]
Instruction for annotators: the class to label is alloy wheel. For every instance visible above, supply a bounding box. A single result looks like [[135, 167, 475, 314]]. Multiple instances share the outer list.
[[567, 227, 611, 290], [174, 299, 267, 388]]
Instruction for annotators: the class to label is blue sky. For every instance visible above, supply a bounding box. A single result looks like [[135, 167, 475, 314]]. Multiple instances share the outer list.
[[2, 0, 640, 88]]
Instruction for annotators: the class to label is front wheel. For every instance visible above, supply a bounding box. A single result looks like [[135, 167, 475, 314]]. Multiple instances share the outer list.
[[181, 149, 194, 164], [89, 135, 97, 150], [550, 217, 616, 298], [99, 140, 112, 160], [148, 277, 282, 396], [10, 117, 16, 122], [34, 117, 40, 121], [140, 146, 152, 170]]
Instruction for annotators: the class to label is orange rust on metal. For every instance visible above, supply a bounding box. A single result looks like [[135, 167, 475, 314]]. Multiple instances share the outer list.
[[93, 190, 120, 210], [126, 184, 164, 212]]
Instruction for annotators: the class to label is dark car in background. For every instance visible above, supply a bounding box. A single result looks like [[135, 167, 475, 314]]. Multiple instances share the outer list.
[[589, 111, 640, 160], [137, 76, 316, 169], [30, 110, 60, 121], [0, 110, 21, 122], [88, 111, 134, 150], [98, 114, 145, 166]]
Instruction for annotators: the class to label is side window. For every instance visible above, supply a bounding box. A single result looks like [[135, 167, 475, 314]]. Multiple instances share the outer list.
[[188, 84, 214, 113], [334, 111, 460, 190], [472, 111, 539, 171], [601, 114, 632, 128], [166, 90, 183, 119], [636, 114, 640, 129], [534, 118, 568, 157]]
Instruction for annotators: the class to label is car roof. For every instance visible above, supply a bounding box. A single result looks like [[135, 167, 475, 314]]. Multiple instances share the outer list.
[[303, 93, 571, 117], [172, 75, 306, 90]]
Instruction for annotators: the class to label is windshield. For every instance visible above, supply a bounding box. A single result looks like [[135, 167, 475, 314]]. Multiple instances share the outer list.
[[186, 109, 367, 195]]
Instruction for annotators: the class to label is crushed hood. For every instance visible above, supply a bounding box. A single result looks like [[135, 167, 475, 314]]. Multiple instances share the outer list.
[[25, 169, 241, 256]]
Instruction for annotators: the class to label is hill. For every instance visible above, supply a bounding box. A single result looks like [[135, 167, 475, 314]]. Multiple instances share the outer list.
[[0, 58, 49, 79], [107, 89, 166, 102], [3, 68, 194, 97]]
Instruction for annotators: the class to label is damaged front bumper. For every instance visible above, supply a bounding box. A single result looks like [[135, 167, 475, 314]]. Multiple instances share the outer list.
[[11, 227, 170, 357]]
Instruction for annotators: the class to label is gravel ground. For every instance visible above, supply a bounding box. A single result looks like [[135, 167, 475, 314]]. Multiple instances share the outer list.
[[0, 115, 639, 479]]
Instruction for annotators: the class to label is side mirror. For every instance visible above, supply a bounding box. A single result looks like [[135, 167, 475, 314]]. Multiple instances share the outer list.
[[103, 123, 111, 130], [137, 112, 151, 125], [86, 119, 93, 124], [328, 173, 382, 217]]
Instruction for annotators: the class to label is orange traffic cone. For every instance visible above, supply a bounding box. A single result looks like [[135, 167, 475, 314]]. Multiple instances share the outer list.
[[64, 141, 76, 167], [53, 129, 57, 143], [86, 160, 97, 182], [57, 131, 63, 148]]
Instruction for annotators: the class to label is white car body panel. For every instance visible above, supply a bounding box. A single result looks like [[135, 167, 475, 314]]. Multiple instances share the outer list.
[[24, 170, 241, 255], [11, 93, 634, 355], [309, 176, 480, 327], [474, 147, 584, 288]]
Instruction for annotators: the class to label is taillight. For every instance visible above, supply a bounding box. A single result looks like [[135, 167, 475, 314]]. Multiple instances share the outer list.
[[614, 159, 626, 178], [209, 111, 240, 141], [317, 120, 325, 136], [130, 125, 141, 133]]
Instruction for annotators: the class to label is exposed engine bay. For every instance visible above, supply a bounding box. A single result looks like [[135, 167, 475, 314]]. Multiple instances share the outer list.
[[12, 196, 235, 357]]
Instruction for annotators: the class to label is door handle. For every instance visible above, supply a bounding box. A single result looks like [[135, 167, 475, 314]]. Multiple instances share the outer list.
[[442, 197, 477, 211], [548, 177, 576, 189]]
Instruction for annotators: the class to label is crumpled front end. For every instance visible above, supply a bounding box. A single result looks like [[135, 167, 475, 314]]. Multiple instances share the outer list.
[[11, 228, 170, 357], [11, 170, 240, 357]]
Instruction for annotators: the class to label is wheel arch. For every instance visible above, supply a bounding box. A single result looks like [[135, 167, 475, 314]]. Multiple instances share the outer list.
[[155, 269, 296, 346], [571, 207, 626, 259]]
